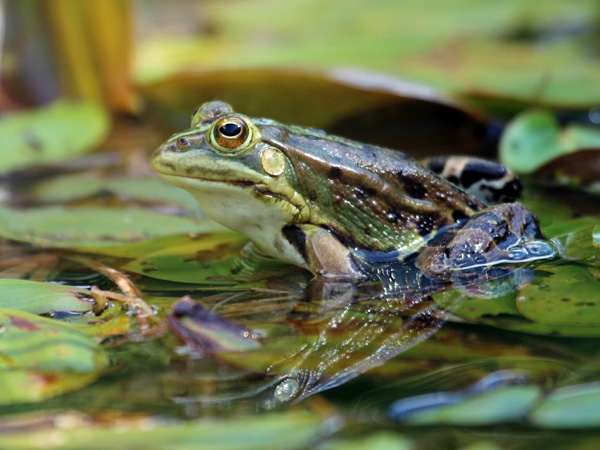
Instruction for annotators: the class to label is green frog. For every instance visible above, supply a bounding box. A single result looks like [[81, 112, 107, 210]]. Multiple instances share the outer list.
[[151, 101, 549, 280]]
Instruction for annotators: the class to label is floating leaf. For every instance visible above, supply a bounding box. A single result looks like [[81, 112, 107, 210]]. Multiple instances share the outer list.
[[0, 205, 221, 249], [500, 109, 600, 174], [434, 268, 600, 337], [0, 100, 109, 174], [31, 173, 200, 214], [0, 410, 324, 450], [317, 432, 411, 450], [124, 234, 290, 285], [516, 265, 600, 328], [389, 372, 542, 426], [0, 308, 108, 404], [0, 279, 94, 315], [530, 383, 600, 429], [550, 224, 600, 264], [405, 385, 541, 426]]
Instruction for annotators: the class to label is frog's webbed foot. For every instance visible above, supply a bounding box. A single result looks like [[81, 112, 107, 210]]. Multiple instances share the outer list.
[[415, 203, 556, 279], [421, 156, 522, 204]]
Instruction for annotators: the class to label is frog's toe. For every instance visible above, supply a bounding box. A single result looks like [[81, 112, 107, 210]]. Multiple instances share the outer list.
[[416, 203, 555, 278]]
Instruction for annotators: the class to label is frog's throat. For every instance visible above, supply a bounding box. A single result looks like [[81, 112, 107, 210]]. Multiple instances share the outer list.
[[156, 173, 310, 225]]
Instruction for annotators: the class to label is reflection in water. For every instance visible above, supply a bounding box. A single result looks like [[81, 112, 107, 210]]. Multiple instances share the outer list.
[[164, 260, 537, 410]]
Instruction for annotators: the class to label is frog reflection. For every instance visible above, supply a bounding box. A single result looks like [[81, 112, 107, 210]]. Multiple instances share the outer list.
[[164, 267, 534, 408]]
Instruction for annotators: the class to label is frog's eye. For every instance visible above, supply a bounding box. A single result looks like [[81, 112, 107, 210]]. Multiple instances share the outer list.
[[210, 117, 254, 153], [176, 137, 191, 151]]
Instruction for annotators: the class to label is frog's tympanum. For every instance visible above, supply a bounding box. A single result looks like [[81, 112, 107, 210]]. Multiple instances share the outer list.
[[151, 101, 546, 280]]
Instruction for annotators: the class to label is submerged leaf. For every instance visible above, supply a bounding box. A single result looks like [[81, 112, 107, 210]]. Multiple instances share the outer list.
[[168, 298, 261, 353], [0, 100, 109, 174], [0, 279, 94, 315], [0, 308, 108, 404]]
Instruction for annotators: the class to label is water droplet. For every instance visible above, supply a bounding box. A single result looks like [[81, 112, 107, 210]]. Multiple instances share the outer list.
[[274, 378, 300, 402]]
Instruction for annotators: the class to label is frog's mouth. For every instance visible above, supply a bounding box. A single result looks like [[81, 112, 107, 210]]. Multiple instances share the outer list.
[[156, 172, 310, 224]]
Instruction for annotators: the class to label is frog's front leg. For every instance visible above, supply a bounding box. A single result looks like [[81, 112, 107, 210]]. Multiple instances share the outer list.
[[283, 224, 363, 280], [415, 203, 555, 278]]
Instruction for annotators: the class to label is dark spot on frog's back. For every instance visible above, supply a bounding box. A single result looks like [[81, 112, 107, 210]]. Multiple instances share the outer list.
[[403, 175, 427, 200], [328, 166, 343, 179]]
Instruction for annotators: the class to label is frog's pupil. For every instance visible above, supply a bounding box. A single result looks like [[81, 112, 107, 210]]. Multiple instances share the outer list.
[[178, 138, 189, 146], [220, 123, 242, 137]]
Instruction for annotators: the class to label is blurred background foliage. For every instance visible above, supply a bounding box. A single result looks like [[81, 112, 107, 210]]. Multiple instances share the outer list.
[[3, 0, 600, 112]]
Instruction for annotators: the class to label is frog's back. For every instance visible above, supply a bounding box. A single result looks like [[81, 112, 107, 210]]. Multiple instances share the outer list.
[[258, 121, 484, 254]]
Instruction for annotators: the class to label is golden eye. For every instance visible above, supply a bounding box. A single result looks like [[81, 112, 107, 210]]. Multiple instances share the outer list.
[[176, 137, 191, 151], [209, 117, 253, 152]]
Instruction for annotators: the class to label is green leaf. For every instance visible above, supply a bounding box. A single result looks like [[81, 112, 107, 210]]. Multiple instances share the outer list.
[[435, 268, 600, 337], [0, 410, 324, 450], [405, 385, 542, 426], [0, 100, 109, 174], [0, 308, 108, 404], [549, 225, 600, 265], [0, 279, 94, 315], [124, 234, 290, 285], [500, 109, 600, 174], [530, 383, 600, 429], [516, 265, 600, 327], [0, 206, 222, 249], [32, 173, 201, 214], [317, 433, 411, 450]]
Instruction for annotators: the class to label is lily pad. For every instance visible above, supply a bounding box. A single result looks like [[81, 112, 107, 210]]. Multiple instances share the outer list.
[[0, 100, 109, 174], [549, 224, 600, 264], [317, 433, 411, 450], [0, 205, 222, 249], [0, 308, 108, 404], [500, 109, 600, 174], [530, 383, 600, 429], [124, 234, 290, 285], [0, 279, 94, 315], [434, 268, 600, 337], [0, 410, 324, 450], [516, 265, 600, 327], [402, 385, 541, 426], [31, 173, 200, 214]]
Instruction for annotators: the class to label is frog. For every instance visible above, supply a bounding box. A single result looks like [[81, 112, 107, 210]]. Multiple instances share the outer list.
[[151, 101, 549, 281]]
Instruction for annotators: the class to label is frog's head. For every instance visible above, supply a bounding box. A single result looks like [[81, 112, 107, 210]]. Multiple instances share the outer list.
[[151, 101, 310, 239]]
